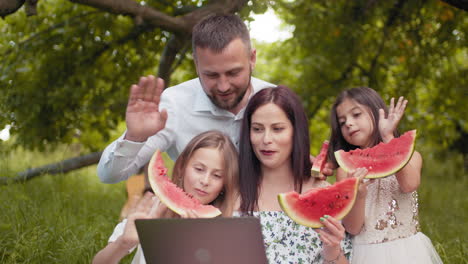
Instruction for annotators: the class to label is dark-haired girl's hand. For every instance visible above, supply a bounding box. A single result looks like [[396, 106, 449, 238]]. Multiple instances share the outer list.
[[348, 168, 373, 200], [310, 155, 336, 180], [337, 168, 371, 236], [379, 96, 407, 143]]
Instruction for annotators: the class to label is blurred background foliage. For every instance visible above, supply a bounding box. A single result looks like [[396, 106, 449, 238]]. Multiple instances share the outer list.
[[0, 0, 467, 263], [256, 1, 467, 161], [0, 0, 466, 166], [0, 0, 269, 152]]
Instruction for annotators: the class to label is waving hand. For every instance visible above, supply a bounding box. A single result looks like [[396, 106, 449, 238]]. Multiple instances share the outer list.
[[125, 75, 168, 142], [379, 96, 407, 143]]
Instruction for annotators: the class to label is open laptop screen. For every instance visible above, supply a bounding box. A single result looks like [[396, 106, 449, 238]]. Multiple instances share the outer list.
[[135, 217, 268, 264]]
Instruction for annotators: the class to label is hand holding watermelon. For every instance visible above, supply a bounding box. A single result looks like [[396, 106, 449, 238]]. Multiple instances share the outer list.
[[125, 75, 168, 142], [311, 140, 335, 179], [278, 177, 360, 228], [335, 130, 417, 179], [343, 167, 373, 200], [315, 215, 346, 262], [378, 96, 408, 143]]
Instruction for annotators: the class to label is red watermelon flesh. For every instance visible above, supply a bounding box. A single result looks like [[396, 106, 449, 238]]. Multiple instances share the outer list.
[[311, 140, 329, 176], [148, 150, 221, 218], [278, 177, 359, 228], [335, 130, 416, 179]]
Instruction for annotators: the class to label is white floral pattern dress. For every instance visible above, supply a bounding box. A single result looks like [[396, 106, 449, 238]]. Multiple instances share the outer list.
[[235, 211, 353, 264]]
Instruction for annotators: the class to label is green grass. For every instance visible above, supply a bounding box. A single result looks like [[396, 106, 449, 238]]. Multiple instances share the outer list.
[[418, 152, 468, 264], [0, 146, 133, 263], [0, 146, 466, 263]]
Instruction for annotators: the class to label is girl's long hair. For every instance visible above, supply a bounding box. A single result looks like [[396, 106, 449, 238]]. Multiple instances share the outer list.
[[238, 85, 312, 214], [151, 130, 239, 218], [328, 87, 399, 167]]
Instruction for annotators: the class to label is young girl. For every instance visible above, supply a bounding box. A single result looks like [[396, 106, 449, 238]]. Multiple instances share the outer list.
[[93, 130, 239, 264], [237, 85, 362, 264], [328, 87, 442, 263]]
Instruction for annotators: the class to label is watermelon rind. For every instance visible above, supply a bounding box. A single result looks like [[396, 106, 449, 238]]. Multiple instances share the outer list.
[[311, 140, 329, 176], [278, 178, 360, 228], [148, 150, 221, 218], [334, 130, 417, 179]]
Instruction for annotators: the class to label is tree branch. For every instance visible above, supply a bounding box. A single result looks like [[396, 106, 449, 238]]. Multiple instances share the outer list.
[[69, 0, 192, 32], [1, 11, 101, 57], [84, 23, 154, 66], [169, 42, 191, 74], [0, 151, 102, 185], [368, 0, 406, 87], [441, 0, 468, 11], [0, 0, 25, 18], [69, 0, 249, 33], [157, 33, 191, 86]]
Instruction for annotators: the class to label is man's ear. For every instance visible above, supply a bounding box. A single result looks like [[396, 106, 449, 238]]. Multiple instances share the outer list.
[[193, 52, 200, 75], [249, 48, 257, 71], [192, 51, 197, 64]]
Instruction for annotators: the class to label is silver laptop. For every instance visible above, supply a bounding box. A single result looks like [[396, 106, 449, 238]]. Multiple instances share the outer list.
[[135, 217, 268, 264]]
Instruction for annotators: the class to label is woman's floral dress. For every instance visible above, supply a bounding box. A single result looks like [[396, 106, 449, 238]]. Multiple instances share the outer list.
[[236, 211, 353, 264]]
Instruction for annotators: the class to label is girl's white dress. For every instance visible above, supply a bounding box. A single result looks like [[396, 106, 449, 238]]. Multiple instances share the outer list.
[[351, 175, 443, 264], [235, 211, 353, 264]]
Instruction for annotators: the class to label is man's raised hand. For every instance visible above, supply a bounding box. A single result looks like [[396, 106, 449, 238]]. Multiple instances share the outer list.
[[125, 76, 168, 142]]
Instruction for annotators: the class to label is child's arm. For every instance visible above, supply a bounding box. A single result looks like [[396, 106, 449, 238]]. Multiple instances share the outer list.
[[395, 150, 422, 193], [93, 192, 167, 264], [92, 234, 136, 264], [337, 168, 371, 235], [378, 96, 421, 192]]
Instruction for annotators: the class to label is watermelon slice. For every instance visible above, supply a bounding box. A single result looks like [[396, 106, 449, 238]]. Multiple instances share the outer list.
[[335, 130, 417, 179], [148, 150, 221, 218], [311, 140, 329, 177], [278, 177, 359, 228]]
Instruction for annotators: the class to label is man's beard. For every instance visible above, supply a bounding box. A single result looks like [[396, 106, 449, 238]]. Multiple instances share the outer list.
[[207, 70, 252, 111]]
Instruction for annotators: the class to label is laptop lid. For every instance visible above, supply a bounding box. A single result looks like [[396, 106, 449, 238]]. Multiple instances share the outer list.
[[135, 217, 268, 264]]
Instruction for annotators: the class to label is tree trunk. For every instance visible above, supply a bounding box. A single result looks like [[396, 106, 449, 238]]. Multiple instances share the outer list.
[[0, 151, 102, 185], [157, 33, 192, 87]]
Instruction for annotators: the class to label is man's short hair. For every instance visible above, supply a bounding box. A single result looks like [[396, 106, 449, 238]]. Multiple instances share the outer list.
[[192, 14, 251, 59]]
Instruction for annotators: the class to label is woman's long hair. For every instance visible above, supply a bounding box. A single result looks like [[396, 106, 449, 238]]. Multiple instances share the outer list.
[[238, 85, 312, 214]]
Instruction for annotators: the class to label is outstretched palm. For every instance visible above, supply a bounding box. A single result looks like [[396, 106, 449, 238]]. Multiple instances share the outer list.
[[379, 96, 408, 142], [125, 75, 168, 142]]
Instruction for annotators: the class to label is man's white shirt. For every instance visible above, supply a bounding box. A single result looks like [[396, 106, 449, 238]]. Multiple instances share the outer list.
[[97, 77, 274, 183]]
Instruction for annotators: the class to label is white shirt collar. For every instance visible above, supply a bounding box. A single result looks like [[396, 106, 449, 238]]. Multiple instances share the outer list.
[[192, 77, 272, 118]]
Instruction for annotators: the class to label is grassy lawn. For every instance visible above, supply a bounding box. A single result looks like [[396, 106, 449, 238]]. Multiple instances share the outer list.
[[417, 152, 467, 263], [0, 146, 466, 263]]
